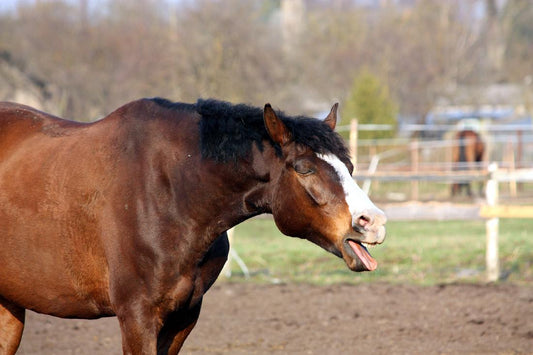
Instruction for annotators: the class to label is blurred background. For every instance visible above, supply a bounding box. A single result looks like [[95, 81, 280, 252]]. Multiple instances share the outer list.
[[1, 0, 531, 121]]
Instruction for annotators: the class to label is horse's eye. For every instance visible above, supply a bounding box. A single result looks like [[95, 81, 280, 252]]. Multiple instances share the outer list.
[[293, 161, 315, 175]]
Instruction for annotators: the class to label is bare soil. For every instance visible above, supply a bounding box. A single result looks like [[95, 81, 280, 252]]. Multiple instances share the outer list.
[[17, 282, 533, 355]]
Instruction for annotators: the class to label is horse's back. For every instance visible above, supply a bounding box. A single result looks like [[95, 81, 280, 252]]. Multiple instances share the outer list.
[[0, 101, 67, 130], [0, 102, 80, 157]]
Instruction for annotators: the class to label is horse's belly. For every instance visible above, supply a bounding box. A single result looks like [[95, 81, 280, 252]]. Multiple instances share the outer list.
[[0, 253, 114, 318], [0, 216, 114, 318]]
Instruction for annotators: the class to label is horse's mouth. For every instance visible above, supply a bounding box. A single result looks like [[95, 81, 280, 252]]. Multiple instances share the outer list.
[[343, 238, 378, 272]]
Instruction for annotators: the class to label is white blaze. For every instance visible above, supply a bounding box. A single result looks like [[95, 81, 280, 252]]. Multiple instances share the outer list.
[[317, 153, 383, 223]]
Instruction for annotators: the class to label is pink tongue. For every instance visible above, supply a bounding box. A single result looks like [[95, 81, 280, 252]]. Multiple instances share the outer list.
[[348, 240, 378, 271]]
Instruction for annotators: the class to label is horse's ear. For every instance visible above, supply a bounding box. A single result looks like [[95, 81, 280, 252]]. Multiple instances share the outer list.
[[264, 104, 292, 146], [323, 103, 338, 130]]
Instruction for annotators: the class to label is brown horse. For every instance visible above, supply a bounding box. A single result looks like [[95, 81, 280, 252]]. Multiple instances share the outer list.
[[0, 98, 386, 354], [451, 129, 485, 197]]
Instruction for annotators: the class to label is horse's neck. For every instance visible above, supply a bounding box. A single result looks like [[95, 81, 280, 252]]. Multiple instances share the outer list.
[[210, 143, 277, 231], [175, 146, 275, 242]]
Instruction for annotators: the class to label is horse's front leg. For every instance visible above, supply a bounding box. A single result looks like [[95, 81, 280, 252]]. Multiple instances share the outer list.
[[113, 270, 200, 355], [111, 270, 195, 355], [157, 300, 202, 354], [115, 302, 162, 355], [157, 233, 229, 354]]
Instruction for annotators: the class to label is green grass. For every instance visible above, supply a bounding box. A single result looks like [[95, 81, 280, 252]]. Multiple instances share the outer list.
[[224, 217, 533, 286]]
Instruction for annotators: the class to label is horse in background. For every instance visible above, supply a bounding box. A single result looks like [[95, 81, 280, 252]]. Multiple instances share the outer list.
[[451, 129, 485, 197]]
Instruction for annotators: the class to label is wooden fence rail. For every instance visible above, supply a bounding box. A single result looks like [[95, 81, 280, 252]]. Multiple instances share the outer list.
[[356, 164, 533, 282]]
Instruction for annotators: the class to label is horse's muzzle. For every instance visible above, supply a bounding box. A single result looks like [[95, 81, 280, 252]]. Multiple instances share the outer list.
[[352, 208, 387, 244], [341, 208, 387, 272]]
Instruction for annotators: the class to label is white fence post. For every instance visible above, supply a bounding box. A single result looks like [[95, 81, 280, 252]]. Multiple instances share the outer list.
[[485, 162, 500, 282], [410, 139, 419, 201], [222, 228, 250, 279], [349, 119, 358, 169]]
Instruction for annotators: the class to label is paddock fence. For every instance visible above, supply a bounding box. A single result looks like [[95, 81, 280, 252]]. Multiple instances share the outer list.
[[346, 118, 533, 282], [345, 119, 533, 203]]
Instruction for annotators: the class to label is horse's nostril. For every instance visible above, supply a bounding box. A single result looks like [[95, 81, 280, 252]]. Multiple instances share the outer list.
[[355, 209, 387, 230], [357, 214, 372, 228]]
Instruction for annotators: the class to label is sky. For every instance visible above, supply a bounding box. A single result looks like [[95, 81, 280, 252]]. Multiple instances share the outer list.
[[0, 0, 17, 13], [0, 0, 503, 18]]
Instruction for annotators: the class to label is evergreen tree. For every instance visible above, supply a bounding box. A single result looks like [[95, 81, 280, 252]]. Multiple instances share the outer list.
[[342, 70, 397, 140]]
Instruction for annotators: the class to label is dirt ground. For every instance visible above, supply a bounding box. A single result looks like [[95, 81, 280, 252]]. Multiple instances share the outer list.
[[16, 282, 533, 355]]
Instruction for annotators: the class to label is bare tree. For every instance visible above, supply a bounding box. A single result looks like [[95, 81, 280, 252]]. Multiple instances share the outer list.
[[0, 0, 530, 122]]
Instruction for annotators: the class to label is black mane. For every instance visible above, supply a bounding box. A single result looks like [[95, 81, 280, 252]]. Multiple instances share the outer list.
[[150, 98, 350, 164]]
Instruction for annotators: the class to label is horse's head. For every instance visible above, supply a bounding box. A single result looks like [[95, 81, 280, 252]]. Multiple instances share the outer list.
[[263, 104, 386, 272]]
